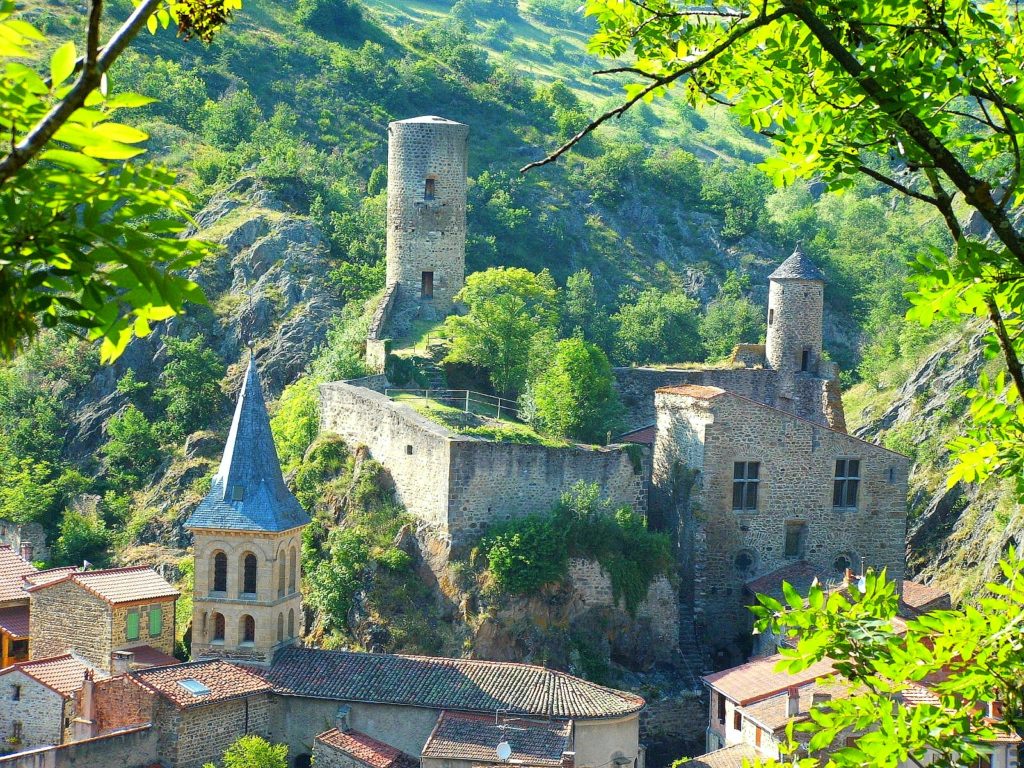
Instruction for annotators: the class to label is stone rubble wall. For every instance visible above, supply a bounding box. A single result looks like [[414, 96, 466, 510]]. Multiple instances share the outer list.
[[653, 388, 908, 655], [765, 279, 823, 375], [0, 521, 49, 564], [79, 676, 154, 736], [113, 599, 176, 663], [0, 724, 157, 768], [0, 670, 66, 749], [29, 582, 111, 671], [155, 695, 272, 768]]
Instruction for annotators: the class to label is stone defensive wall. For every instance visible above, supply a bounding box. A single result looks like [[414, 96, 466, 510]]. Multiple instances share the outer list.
[[319, 381, 649, 547]]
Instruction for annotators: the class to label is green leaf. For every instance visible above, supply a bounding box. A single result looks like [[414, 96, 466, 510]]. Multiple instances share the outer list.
[[39, 149, 104, 173], [50, 40, 76, 88]]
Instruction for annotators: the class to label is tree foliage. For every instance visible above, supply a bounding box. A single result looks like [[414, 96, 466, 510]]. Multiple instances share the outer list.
[[524, 337, 621, 443], [203, 735, 288, 768], [0, 0, 239, 361], [156, 336, 225, 437], [444, 267, 559, 395], [613, 288, 703, 365], [699, 270, 765, 361], [103, 405, 161, 489], [750, 552, 1024, 767]]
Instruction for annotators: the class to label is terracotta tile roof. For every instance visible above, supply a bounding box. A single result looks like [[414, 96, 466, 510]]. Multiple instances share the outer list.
[[740, 680, 850, 732], [901, 580, 951, 613], [27, 566, 179, 605], [744, 561, 834, 603], [0, 605, 29, 637], [315, 728, 418, 768], [267, 647, 645, 719], [120, 644, 180, 668], [0, 652, 104, 697], [422, 711, 570, 766], [687, 744, 761, 768], [617, 424, 656, 446], [0, 545, 36, 603], [655, 384, 726, 399], [23, 566, 78, 587], [703, 653, 836, 706], [132, 659, 271, 709]]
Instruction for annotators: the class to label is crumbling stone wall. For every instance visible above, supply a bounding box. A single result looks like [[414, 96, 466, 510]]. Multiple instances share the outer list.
[[652, 388, 908, 656], [29, 582, 111, 671], [319, 382, 649, 548]]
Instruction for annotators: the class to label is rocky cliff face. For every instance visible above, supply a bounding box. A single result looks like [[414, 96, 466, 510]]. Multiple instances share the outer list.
[[850, 330, 1022, 602]]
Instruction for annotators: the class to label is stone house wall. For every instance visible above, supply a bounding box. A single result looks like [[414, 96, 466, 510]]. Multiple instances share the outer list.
[[112, 599, 176, 660], [0, 724, 158, 768], [653, 388, 908, 655], [191, 528, 303, 663], [0, 669, 67, 749], [154, 694, 272, 768], [79, 676, 154, 735], [313, 741, 369, 768], [29, 583, 110, 671], [320, 382, 649, 549]]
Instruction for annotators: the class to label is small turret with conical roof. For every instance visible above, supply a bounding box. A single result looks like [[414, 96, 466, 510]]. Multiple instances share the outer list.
[[186, 355, 309, 664], [765, 244, 825, 376]]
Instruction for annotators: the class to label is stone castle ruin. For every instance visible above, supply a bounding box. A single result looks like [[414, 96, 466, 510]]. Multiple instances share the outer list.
[[326, 115, 910, 668]]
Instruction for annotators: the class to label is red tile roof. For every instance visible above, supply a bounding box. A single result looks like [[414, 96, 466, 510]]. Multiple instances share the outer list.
[[687, 744, 760, 768], [0, 545, 36, 603], [618, 424, 656, 446], [267, 647, 645, 720], [703, 653, 836, 706], [901, 580, 951, 613], [0, 653, 103, 697], [656, 384, 726, 399], [422, 711, 570, 766], [0, 605, 29, 637], [316, 728, 418, 768], [27, 566, 179, 605], [131, 659, 271, 708], [120, 644, 180, 668], [740, 680, 849, 732], [23, 566, 78, 587]]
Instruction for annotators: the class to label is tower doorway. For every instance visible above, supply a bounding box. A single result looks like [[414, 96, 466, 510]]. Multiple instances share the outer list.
[[421, 271, 434, 299]]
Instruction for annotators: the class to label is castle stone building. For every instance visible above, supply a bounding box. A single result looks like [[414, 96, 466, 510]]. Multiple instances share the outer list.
[[383, 115, 468, 328], [186, 356, 310, 664]]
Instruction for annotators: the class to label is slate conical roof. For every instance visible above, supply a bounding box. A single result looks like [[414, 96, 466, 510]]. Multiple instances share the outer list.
[[768, 244, 825, 281], [185, 356, 309, 533]]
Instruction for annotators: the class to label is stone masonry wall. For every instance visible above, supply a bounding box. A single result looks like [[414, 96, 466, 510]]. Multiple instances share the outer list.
[[0, 669, 66, 749], [312, 740, 368, 768], [112, 599, 176, 661], [765, 279, 823, 375], [446, 441, 648, 548], [386, 118, 468, 320], [29, 583, 111, 671], [653, 389, 908, 655], [156, 695, 272, 768], [568, 560, 678, 661], [80, 676, 154, 735], [319, 382, 453, 536], [0, 724, 158, 768]]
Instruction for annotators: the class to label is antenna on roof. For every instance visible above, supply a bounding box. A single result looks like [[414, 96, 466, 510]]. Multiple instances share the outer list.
[[496, 708, 511, 762]]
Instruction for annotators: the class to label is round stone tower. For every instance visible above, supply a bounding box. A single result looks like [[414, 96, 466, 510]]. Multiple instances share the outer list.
[[386, 115, 469, 314], [765, 245, 825, 375]]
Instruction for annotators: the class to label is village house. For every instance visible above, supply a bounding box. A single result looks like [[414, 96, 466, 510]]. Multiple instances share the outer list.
[[313, 725, 420, 768], [0, 652, 104, 750], [0, 547, 36, 669], [26, 565, 180, 673]]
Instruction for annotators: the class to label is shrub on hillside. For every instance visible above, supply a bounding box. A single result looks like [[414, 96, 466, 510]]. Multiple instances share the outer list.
[[295, 0, 362, 36]]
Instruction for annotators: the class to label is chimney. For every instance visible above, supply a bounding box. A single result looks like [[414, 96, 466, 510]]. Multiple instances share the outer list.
[[561, 752, 576, 768], [787, 686, 800, 717], [811, 692, 832, 707], [19, 542, 33, 562], [336, 704, 351, 732], [843, 568, 854, 584], [112, 650, 134, 675], [72, 670, 97, 742]]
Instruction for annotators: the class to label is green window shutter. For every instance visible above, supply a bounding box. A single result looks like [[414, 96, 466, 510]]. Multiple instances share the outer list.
[[149, 605, 162, 637], [126, 610, 139, 640]]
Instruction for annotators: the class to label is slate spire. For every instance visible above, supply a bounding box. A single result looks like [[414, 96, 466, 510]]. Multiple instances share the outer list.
[[185, 355, 310, 532], [768, 243, 826, 282]]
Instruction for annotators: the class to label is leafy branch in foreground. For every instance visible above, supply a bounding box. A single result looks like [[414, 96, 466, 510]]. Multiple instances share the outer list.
[[750, 551, 1024, 767], [527, 0, 1024, 490], [0, 0, 240, 361]]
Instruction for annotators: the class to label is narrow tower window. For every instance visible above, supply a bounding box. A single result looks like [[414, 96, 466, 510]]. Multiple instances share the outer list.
[[213, 552, 227, 593], [424, 177, 436, 199], [278, 558, 286, 598], [277, 613, 284, 643], [289, 547, 297, 593], [768, 308, 774, 326], [800, 348, 810, 372], [243, 553, 257, 595], [421, 271, 434, 299], [212, 613, 225, 642], [241, 615, 255, 645], [288, 608, 295, 639]]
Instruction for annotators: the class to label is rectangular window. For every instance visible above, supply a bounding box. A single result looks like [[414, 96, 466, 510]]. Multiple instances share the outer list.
[[800, 349, 810, 372], [424, 177, 435, 199], [755, 727, 762, 747], [126, 609, 140, 641], [11, 685, 20, 701], [732, 462, 760, 511], [768, 308, 774, 326], [732, 711, 742, 732], [149, 605, 163, 637], [12, 722, 21, 741], [784, 521, 807, 559], [421, 271, 434, 299], [717, 692, 726, 724], [833, 459, 860, 508]]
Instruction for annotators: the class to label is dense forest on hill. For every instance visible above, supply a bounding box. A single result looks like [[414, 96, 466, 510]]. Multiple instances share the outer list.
[[1, 0, 988, 651]]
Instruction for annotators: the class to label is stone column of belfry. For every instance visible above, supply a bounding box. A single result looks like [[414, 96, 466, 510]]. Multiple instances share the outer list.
[[385, 116, 469, 316]]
